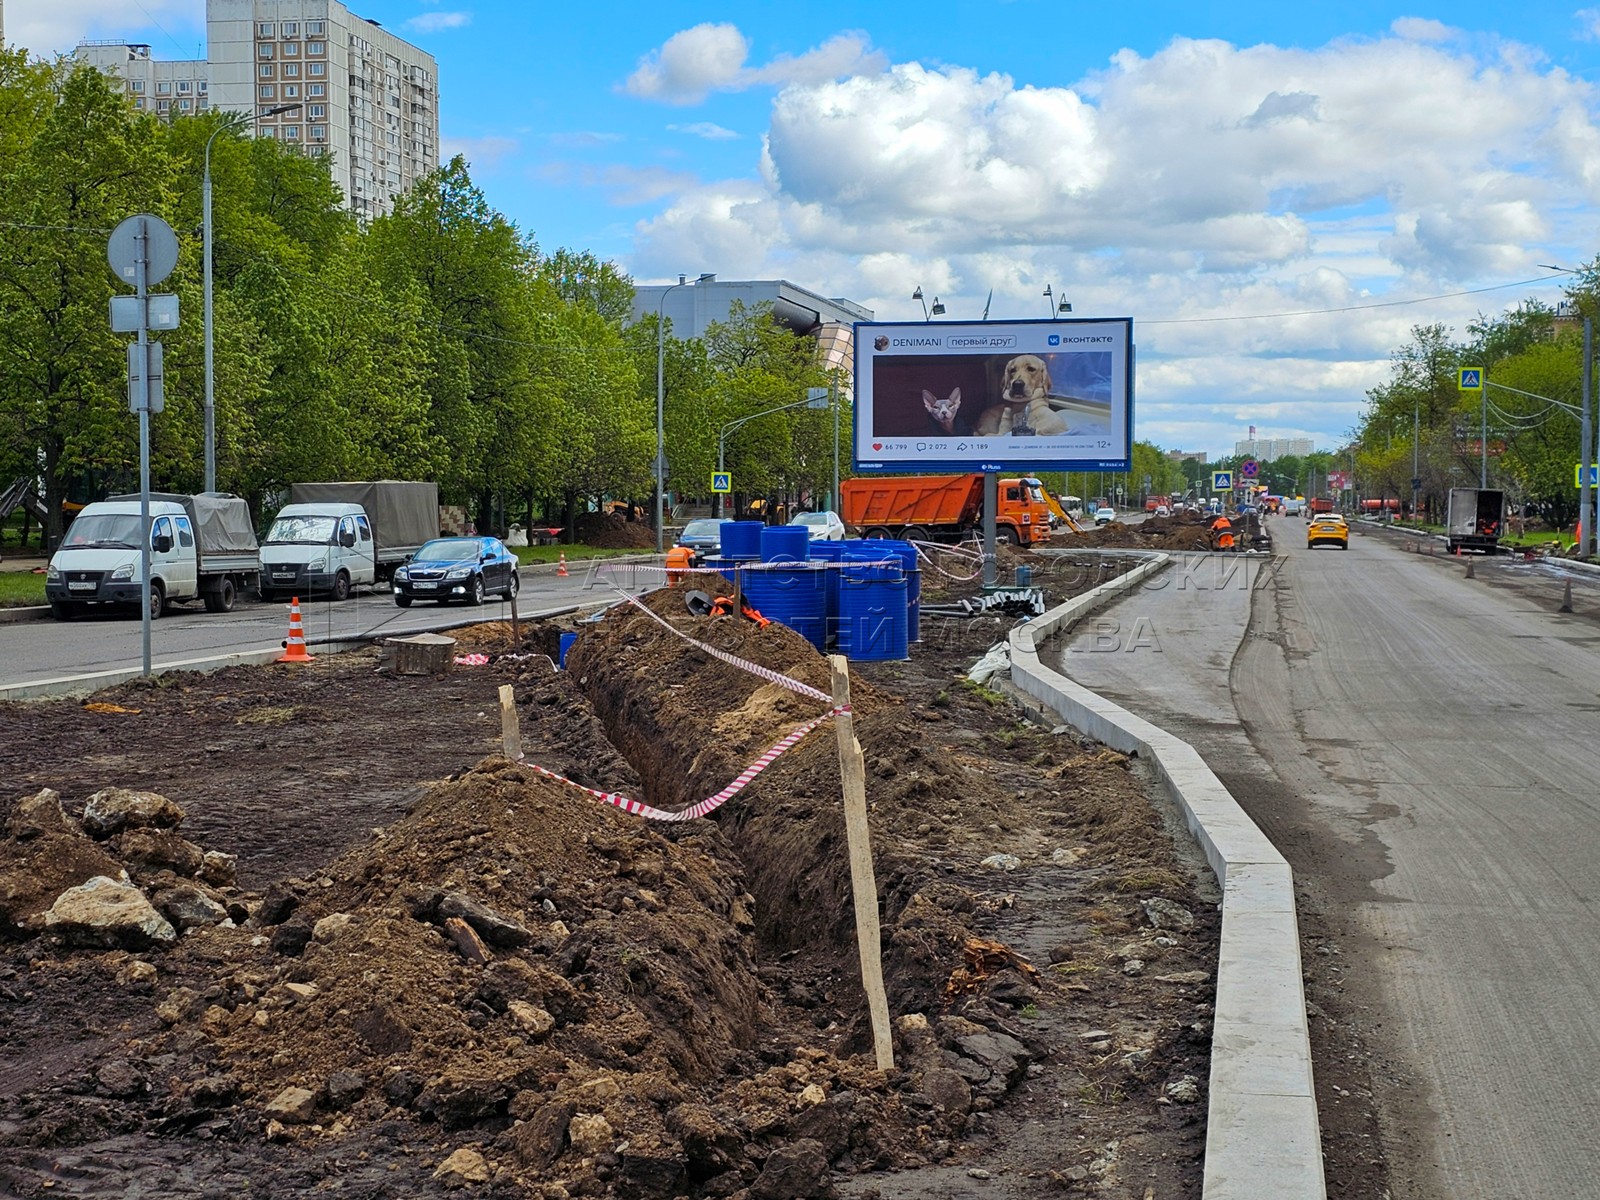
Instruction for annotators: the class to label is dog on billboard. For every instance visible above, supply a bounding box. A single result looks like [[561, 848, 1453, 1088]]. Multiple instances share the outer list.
[[975, 354, 1071, 436]]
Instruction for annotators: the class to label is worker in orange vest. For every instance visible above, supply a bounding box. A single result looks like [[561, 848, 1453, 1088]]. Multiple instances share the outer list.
[[1209, 515, 1236, 551], [665, 544, 696, 583]]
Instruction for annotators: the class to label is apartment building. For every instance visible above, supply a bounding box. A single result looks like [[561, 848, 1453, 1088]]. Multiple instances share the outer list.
[[75, 0, 438, 221], [1233, 436, 1316, 460]]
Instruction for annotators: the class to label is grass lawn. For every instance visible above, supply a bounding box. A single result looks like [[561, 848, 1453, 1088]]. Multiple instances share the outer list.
[[0, 571, 47, 608], [511, 544, 657, 566]]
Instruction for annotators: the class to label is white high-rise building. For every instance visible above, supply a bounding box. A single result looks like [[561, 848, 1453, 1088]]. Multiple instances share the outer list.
[[75, 0, 438, 221], [1233, 436, 1316, 460]]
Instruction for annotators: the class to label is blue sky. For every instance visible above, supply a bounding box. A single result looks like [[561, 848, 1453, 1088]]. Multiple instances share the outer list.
[[16, 2, 1600, 458]]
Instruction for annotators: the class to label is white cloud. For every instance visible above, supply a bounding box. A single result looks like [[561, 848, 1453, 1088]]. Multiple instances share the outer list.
[[440, 135, 519, 170], [1577, 8, 1600, 40], [405, 11, 471, 34], [624, 30, 1599, 449], [622, 23, 885, 105], [669, 122, 740, 141], [1391, 17, 1456, 42], [11, 0, 203, 57]]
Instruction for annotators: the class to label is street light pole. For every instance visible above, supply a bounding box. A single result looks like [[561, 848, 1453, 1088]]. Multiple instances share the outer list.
[[654, 273, 714, 552], [204, 103, 300, 494]]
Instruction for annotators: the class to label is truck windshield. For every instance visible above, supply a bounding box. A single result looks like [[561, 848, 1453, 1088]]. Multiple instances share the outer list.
[[1027, 485, 1048, 506], [60, 513, 142, 549], [265, 515, 338, 545]]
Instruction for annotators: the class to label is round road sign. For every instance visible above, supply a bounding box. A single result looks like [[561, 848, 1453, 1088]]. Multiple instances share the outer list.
[[107, 214, 180, 287]]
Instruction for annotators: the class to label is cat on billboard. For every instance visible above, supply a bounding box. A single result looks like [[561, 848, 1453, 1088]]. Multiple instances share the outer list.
[[853, 318, 1134, 473]]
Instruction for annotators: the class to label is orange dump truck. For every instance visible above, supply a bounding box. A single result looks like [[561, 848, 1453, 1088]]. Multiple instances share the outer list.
[[839, 474, 1053, 545]]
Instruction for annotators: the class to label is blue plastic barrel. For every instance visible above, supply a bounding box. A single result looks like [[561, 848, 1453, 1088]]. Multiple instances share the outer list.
[[1016, 565, 1032, 586], [838, 559, 909, 661], [760, 524, 811, 563], [559, 631, 577, 668], [861, 539, 920, 644], [719, 520, 764, 560], [808, 541, 845, 648], [743, 562, 827, 650]]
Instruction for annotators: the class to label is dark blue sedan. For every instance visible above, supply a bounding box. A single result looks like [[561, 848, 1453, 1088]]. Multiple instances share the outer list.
[[393, 536, 520, 607]]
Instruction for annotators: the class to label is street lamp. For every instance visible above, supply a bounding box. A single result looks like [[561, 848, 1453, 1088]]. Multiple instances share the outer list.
[[1042, 285, 1072, 318], [716, 393, 830, 518], [655, 272, 715, 552], [204, 103, 300, 494], [912, 287, 945, 321], [1540, 265, 1595, 558]]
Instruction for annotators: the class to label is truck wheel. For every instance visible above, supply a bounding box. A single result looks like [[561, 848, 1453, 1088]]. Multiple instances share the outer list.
[[49, 600, 78, 621], [995, 528, 1018, 546], [203, 578, 237, 613], [863, 526, 893, 541], [331, 570, 351, 602], [395, 593, 413, 608], [146, 582, 165, 622], [468, 575, 486, 606], [901, 526, 930, 543]]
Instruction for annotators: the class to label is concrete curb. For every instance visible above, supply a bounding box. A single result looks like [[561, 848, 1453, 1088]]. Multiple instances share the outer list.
[[0, 604, 584, 703], [0, 605, 51, 624], [1009, 553, 1326, 1200]]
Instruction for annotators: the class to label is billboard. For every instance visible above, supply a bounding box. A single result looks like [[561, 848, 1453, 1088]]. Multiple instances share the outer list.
[[853, 318, 1133, 472]]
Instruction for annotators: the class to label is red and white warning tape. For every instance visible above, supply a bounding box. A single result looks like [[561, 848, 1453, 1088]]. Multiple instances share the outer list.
[[523, 704, 844, 822], [517, 582, 843, 820]]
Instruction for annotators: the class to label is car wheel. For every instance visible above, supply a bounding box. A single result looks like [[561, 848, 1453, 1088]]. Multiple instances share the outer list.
[[468, 575, 485, 606], [204, 578, 237, 613], [258, 586, 275, 604], [49, 600, 78, 621], [331, 570, 351, 602], [146, 582, 165, 621], [505, 571, 520, 599], [395, 593, 413, 608]]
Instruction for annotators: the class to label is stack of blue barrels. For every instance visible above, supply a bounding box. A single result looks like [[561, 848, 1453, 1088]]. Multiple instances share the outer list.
[[692, 522, 916, 662]]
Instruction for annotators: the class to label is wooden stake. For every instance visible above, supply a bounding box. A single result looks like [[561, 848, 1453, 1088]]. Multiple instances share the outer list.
[[498, 684, 522, 761], [829, 654, 895, 1072], [510, 588, 521, 647]]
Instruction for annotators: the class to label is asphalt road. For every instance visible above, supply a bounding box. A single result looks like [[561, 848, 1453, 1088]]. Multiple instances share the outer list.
[[0, 560, 653, 688], [1050, 521, 1600, 1200]]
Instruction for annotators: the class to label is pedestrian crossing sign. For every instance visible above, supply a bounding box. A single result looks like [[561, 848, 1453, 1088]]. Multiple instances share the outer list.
[[1458, 367, 1483, 391], [1212, 471, 1233, 491], [711, 471, 732, 493]]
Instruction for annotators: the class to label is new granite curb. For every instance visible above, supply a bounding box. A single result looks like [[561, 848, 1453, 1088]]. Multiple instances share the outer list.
[[1010, 551, 1326, 1200]]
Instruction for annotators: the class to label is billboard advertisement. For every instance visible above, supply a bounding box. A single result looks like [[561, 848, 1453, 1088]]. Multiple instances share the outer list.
[[853, 318, 1133, 473]]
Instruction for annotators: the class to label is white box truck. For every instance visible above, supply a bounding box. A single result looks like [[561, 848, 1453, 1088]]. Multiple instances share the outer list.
[[45, 492, 259, 620], [1445, 487, 1506, 555], [259, 481, 438, 601]]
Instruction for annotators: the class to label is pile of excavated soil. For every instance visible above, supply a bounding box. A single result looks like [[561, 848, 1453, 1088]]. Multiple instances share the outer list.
[[577, 513, 658, 549], [0, 575, 1218, 1198]]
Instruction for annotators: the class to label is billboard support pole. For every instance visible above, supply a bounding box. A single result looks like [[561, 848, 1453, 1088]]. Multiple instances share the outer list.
[[983, 471, 998, 588]]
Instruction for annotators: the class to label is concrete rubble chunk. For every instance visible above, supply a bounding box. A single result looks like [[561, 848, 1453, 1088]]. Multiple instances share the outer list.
[[265, 1085, 317, 1124], [43, 876, 177, 950], [567, 1112, 614, 1156], [119, 829, 205, 877], [435, 890, 532, 947], [199, 850, 238, 887], [81, 788, 185, 837], [432, 1146, 491, 1184], [312, 912, 353, 942], [506, 999, 555, 1039], [1141, 897, 1195, 931], [150, 882, 229, 930], [752, 1138, 833, 1200], [8, 788, 75, 840]]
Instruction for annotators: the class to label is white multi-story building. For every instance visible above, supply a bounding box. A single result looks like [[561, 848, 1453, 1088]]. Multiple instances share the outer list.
[[1234, 436, 1316, 460], [75, 0, 438, 221]]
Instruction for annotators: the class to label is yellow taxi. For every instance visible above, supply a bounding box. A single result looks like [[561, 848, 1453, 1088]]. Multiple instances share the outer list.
[[1307, 512, 1348, 550]]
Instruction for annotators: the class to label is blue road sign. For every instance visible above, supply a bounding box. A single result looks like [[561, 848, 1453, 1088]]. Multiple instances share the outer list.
[[711, 471, 732, 493], [1458, 367, 1483, 391], [1212, 470, 1233, 491]]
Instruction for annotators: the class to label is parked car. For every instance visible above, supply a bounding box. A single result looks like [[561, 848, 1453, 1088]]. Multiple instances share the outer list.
[[789, 510, 847, 541], [675, 518, 723, 556], [1094, 506, 1116, 525], [1154, 505, 1171, 517], [392, 536, 519, 606]]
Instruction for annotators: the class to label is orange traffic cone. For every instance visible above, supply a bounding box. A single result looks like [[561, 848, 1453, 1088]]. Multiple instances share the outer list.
[[277, 597, 315, 663], [557, 550, 570, 577]]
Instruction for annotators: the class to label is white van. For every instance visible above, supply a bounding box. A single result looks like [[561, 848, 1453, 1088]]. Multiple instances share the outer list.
[[260, 502, 376, 602]]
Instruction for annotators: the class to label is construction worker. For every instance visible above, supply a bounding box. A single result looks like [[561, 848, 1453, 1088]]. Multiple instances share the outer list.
[[1209, 515, 1236, 552], [665, 543, 696, 583]]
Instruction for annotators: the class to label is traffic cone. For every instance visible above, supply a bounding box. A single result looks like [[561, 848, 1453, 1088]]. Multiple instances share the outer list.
[[277, 597, 315, 663], [1560, 580, 1574, 613], [1465, 559, 1475, 579], [557, 550, 570, 577]]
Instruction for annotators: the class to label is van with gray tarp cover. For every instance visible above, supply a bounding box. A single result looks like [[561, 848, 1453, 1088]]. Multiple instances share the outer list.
[[45, 491, 260, 620], [260, 481, 439, 601]]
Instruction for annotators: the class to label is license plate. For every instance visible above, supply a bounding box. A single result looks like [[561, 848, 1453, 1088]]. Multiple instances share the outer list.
[[68, 582, 95, 591], [273, 572, 294, 580], [413, 582, 437, 590]]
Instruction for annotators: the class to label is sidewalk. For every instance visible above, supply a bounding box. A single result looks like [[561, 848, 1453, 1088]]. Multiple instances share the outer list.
[[0, 553, 48, 573]]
